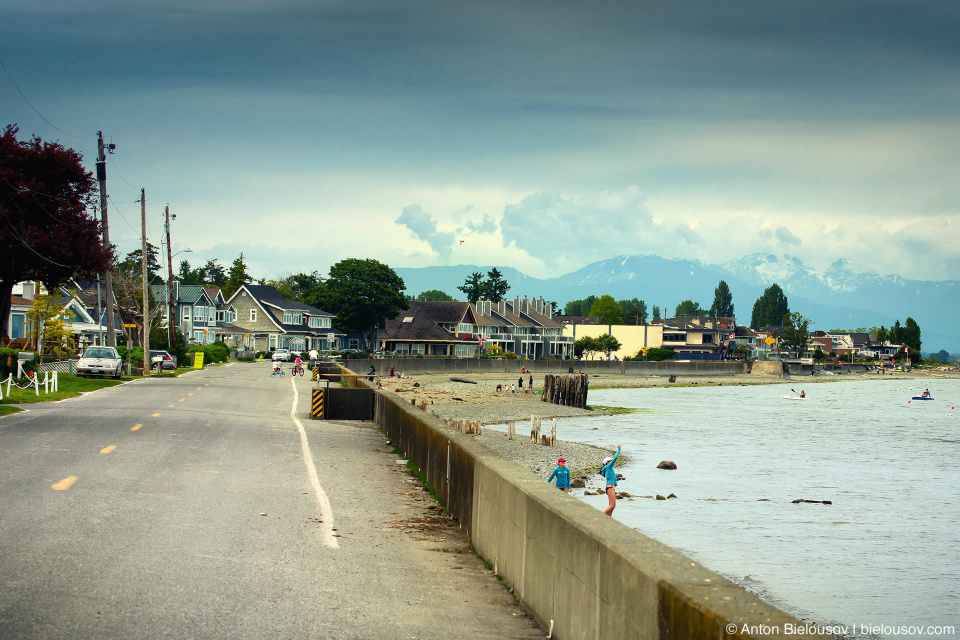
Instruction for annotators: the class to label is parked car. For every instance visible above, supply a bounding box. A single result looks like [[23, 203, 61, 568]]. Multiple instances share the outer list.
[[76, 346, 123, 379], [272, 348, 291, 362], [150, 350, 177, 370]]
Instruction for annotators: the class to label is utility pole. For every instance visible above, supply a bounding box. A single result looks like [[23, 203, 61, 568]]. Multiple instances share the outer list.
[[96, 132, 117, 347], [141, 189, 150, 376], [164, 205, 177, 351]]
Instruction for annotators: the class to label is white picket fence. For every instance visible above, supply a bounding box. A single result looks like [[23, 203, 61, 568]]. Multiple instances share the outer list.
[[0, 370, 59, 400]]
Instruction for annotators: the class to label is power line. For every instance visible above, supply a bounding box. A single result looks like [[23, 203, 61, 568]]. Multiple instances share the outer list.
[[0, 57, 96, 140]]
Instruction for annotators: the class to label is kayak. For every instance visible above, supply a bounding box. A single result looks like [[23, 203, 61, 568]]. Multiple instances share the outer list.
[[911, 396, 934, 400], [781, 395, 807, 400]]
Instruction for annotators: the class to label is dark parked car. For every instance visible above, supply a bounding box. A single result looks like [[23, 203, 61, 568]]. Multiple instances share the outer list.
[[76, 346, 123, 379], [150, 350, 177, 370]]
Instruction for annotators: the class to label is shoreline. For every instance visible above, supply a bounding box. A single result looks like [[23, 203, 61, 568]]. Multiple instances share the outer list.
[[375, 368, 952, 494]]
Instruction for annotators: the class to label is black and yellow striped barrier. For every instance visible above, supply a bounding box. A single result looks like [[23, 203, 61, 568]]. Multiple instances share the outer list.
[[311, 388, 324, 419], [312, 367, 320, 381]]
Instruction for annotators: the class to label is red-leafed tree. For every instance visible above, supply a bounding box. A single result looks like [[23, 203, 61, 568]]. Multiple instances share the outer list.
[[0, 125, 113, 338]]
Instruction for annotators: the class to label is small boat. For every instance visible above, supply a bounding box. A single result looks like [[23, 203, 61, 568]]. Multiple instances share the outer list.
[[781, 395, 806, 400], [911, 396, 934, 401]]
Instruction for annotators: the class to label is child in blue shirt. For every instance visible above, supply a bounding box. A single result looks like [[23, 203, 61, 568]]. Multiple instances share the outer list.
[[547, 458, 570, 493], [601, 445, 621, 516]]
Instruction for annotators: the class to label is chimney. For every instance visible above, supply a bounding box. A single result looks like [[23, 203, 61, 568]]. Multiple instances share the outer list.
[[22, 282, 36, 300]]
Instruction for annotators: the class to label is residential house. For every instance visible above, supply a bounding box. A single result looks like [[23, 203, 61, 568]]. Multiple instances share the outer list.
[[651, 316, 736, 358], [381, 301, 480, 357], [379, 297, 574, 359], [225, 284, 342, 353], [152, 283, 220, 345], [4, 281, 118, 350]]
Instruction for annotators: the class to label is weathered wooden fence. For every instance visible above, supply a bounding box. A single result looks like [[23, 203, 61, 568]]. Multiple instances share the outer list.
[[541, 373, 588, 408]]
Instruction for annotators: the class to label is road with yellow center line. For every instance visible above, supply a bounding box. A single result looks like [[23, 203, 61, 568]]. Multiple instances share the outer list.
[[0, 361, 544, 640]]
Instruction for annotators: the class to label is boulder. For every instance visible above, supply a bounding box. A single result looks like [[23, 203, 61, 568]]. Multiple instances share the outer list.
[[667, 493, 677, 499], [657, 460, 677, 470], [570, 476, 586, 489], [656, 494, 667, 500]]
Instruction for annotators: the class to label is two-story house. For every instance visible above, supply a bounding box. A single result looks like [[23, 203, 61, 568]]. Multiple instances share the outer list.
[[225, 284, 342, 353], [379, 296, 574, 359]]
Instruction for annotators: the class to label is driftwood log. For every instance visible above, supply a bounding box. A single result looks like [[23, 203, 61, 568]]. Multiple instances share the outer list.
[[541, 374, 589, 409]]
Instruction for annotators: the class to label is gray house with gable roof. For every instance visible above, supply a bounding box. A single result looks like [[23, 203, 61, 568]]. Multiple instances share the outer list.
[[225, 284, 343, 353]]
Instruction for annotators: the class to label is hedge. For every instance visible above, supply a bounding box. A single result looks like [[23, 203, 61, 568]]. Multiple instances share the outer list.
[[0, 348, 40, 379]]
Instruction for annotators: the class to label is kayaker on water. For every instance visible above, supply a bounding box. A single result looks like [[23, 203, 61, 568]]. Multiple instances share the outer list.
[[800, 390, 806, 398]]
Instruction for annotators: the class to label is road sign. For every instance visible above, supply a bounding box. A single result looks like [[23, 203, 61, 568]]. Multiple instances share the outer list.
[[765, 336, 775, 346], [123, 323, 137, 328]]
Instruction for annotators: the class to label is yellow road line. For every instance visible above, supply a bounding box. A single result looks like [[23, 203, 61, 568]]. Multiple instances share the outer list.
[[101, 445, 116, 454], [179, 398, 185, 402], [197, 387, 202, 390], [131, 424, 142, 431], [168, 404, 174, 407], [188, 393, 193, 396], [52, 476, 77, 490]]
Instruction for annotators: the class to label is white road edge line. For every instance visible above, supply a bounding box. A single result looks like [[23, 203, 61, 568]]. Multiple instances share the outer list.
[[290, 377, 339, 549]]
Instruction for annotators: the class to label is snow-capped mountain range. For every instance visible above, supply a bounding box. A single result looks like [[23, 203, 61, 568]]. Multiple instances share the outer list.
[[394, 253, 958, 353]]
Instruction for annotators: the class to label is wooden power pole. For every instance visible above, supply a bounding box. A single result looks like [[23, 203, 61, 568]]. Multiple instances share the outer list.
[[96, 132, 117, 346], [165, 205, 177, 351], [141, 188, 150, 376]]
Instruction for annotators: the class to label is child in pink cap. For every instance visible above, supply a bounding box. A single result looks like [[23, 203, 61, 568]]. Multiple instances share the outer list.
[[547, 458, 570, 493]]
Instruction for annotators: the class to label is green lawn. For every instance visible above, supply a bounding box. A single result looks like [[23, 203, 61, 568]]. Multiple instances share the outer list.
[[0, 405, 22, 416], [0, 374, 125, 405]]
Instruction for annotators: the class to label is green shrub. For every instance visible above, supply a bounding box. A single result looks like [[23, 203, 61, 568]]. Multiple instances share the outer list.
[[0, 348, 39, 378], [641, 347, 676, 361], [116, 345, 129, 362]]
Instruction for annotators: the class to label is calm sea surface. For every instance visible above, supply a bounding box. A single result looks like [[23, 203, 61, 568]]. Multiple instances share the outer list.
[[512, 378, 959, 638]]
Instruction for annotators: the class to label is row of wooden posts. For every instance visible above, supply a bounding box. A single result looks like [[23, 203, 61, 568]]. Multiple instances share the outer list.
[[541, 374, 588, 409]]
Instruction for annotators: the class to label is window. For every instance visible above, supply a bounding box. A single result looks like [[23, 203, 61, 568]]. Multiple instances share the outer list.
[[349, 339, 359, 349], [283, 311, 293, 324], [194, 306, 205, 322], [455, 344, 472, 358], [183, 307, 191, 321], [411, 343, 425, 355], [396, 343, 409, 354], [11, 313, 24, 339], [663, 332, 686, 342], [250, 309, 257, 322], [217, 311, 224, 322]]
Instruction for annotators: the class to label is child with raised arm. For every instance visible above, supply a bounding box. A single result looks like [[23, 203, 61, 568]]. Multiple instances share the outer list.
[[601, 445, 622, 516], [547, 458, 570, 493]]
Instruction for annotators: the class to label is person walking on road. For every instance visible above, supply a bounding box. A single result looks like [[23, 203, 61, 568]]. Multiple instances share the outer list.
[[547, 458, 571, 493], [308, 347, 318, 368], [601, 445, 622, 516]]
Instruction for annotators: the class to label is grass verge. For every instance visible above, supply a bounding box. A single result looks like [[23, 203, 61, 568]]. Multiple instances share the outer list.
[[0, 375, 123, 405]]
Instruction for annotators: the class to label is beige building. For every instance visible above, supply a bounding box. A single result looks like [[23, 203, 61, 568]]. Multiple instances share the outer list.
[[561, 323, 664, 360]]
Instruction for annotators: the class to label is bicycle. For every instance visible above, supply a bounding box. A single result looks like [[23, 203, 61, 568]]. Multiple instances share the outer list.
[[292, 363, 304, 376], [272, 365, 285, 377]]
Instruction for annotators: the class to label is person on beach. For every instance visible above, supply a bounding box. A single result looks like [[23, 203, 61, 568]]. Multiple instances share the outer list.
[[528, 374, 533, 388], [601, 445, 622, 516], [548, 458, 571, 493], [518, 376, 523, 389], [495, 383, 502, 393]]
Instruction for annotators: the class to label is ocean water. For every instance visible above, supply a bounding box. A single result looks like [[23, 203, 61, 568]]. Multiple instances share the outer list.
[[518, 378, 959, 639]]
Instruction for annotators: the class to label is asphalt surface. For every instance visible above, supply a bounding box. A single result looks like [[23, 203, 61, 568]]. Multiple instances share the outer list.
[[0, 362, 545, 639]]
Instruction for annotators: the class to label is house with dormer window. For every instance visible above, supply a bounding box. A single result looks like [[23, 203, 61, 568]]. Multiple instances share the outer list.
[[224, 284, 343, 353]]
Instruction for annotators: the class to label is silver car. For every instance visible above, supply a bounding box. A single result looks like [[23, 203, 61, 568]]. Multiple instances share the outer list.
[[76, 346, 123, 379]]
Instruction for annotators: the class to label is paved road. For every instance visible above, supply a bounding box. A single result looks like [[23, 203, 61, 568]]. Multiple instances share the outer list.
[[0, 362, 545, 639]]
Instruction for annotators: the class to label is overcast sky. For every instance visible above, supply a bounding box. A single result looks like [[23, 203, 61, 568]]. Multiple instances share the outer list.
[[3, 0, 959, 285]]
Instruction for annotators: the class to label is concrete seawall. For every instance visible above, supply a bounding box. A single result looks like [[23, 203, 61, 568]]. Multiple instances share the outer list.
[[345, 357, 747, 377], [342, 367, 828, 639]]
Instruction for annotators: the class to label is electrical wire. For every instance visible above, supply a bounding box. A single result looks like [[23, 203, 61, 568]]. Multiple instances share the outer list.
[[0, 57, 96, 140]]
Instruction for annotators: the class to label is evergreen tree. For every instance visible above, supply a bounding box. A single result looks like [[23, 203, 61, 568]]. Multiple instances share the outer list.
[[902, 317, 922, 351], [177, 260, 202, 285], [710, 280, 735, 318], [750, 283, 789, 329], [118, 243, 163, 283], [484, 268, 511, 302], [457, 272, 486, 303], [652, 305, 661, 321], [201, 260, 227, 286], [222, 253, 251, 299]]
